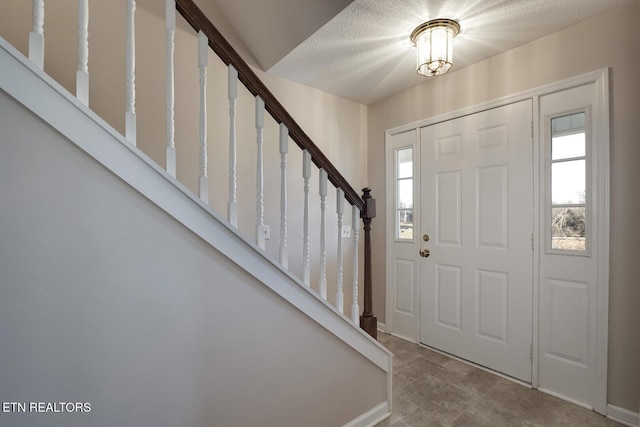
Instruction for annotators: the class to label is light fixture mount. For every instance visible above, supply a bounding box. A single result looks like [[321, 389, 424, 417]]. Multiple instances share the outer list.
[[410, 18, 460, 77]]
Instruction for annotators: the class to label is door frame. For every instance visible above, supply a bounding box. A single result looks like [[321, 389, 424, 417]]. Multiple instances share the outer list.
[[384, 68, 609, 413]]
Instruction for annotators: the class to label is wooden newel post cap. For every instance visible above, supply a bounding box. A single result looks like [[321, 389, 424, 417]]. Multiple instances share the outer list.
[[361, 187, 376, 220]]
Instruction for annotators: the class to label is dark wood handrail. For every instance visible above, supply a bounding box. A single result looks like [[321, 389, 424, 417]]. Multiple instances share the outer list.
[[176, 0, 364, 212]]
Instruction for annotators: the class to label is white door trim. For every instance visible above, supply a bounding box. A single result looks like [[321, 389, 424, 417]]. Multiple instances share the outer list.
[[592, 71, 610, 415], [384, 68, 609, 413]]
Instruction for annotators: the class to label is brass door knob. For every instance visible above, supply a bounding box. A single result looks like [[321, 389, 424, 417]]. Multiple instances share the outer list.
[[419, 249, 430, 258]]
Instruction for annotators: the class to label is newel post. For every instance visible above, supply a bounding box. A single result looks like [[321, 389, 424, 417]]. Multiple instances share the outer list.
[[360, 187, 377, 339]]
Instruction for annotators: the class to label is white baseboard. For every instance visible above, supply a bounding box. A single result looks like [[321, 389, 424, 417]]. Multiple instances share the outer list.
[[377, 322, 386, 333], [343, 401, 390, 427], [608, 404, 640, 427]]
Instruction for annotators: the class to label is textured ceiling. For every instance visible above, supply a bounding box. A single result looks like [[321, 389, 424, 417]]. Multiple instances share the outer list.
[[212, 0, 633, 105], [207, 0, 353, 70]]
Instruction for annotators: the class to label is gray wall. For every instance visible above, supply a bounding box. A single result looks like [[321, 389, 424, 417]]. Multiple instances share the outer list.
[[0, 90, 386, 427], [367, 1, 640, 411]]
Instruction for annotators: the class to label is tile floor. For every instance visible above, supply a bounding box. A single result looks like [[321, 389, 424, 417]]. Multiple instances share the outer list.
[[376, 333, 621, 427]]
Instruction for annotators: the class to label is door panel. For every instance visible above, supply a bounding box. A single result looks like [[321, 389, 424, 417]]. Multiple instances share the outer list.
[[420, 100, 533, 382], [436, 264, 462, 329], [547, 278, 589, 366], [477, 165, 508, 248], [476, 269, 508, 343], [394, 259, 415, 315], [437, 171, 461, 244]]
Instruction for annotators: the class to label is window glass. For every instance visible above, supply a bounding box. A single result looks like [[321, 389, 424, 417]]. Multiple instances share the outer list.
[[551, 207, 586, 251], [397, 148, 413, 179], [552, 133, 585, 160], [551, 160, 585, 204], [397, 210, 414, 240], [397, 179, 413, 209], [549, 112, 587, 252], [396, 147, 413, 240], [551, 111, 585, 135]]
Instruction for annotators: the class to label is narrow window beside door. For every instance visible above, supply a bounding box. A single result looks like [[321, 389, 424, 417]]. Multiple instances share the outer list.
[[396, 147, 414, 240], [549, 112, 588, 252]]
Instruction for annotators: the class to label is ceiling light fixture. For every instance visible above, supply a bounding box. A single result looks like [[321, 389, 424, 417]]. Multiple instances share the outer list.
[[410, 18, 460, 77]]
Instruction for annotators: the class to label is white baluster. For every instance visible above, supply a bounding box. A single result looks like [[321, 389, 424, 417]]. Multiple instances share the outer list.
[[198, 31, 208, 204], [76, 0, 89, 105], [227, 65, 238, 227], [29, 0, 45, 69], [351, 205, 360, 323], [318, 169, 328, 300], [302, 150, 311, 286], [125, 0, 136, 145], [336, 189, 345, 313], [279, 124, 289, 269], [255, 96, 266, 250], [165, 0, 176, 177]]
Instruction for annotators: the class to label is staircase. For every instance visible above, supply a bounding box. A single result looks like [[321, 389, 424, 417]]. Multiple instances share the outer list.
[[0, 1, 392, 426]]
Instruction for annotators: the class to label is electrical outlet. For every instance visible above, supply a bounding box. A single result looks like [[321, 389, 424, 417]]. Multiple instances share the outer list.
[[341, 225, 351, 239]]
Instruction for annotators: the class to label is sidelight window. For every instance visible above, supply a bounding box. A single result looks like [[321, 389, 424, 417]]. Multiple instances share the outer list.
[[395, 147, 414, 240], [549, 112, 588, 252]]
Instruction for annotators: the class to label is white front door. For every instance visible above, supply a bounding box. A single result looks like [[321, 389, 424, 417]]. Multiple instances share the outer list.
[[419, 100, 533, 382]]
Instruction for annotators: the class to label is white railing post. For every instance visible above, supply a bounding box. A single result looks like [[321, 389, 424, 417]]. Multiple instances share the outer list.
[[279, 124, 289, 268], [227, 66, 238, 227], [318, 169, 328, 300], [125, 0, 137, 145], [29, 0, 45, 69], [198, 31, 208, 204], [255, 96, 266, 250], [165, 0, 176, 177], [76, 0, 89, 105], [302, 150, 311, 286], [351, 205, 360, 323], [336, 189, 345, 313]]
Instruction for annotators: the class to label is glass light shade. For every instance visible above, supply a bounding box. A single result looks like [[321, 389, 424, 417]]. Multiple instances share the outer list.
[[411, 19, 459, 77]]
